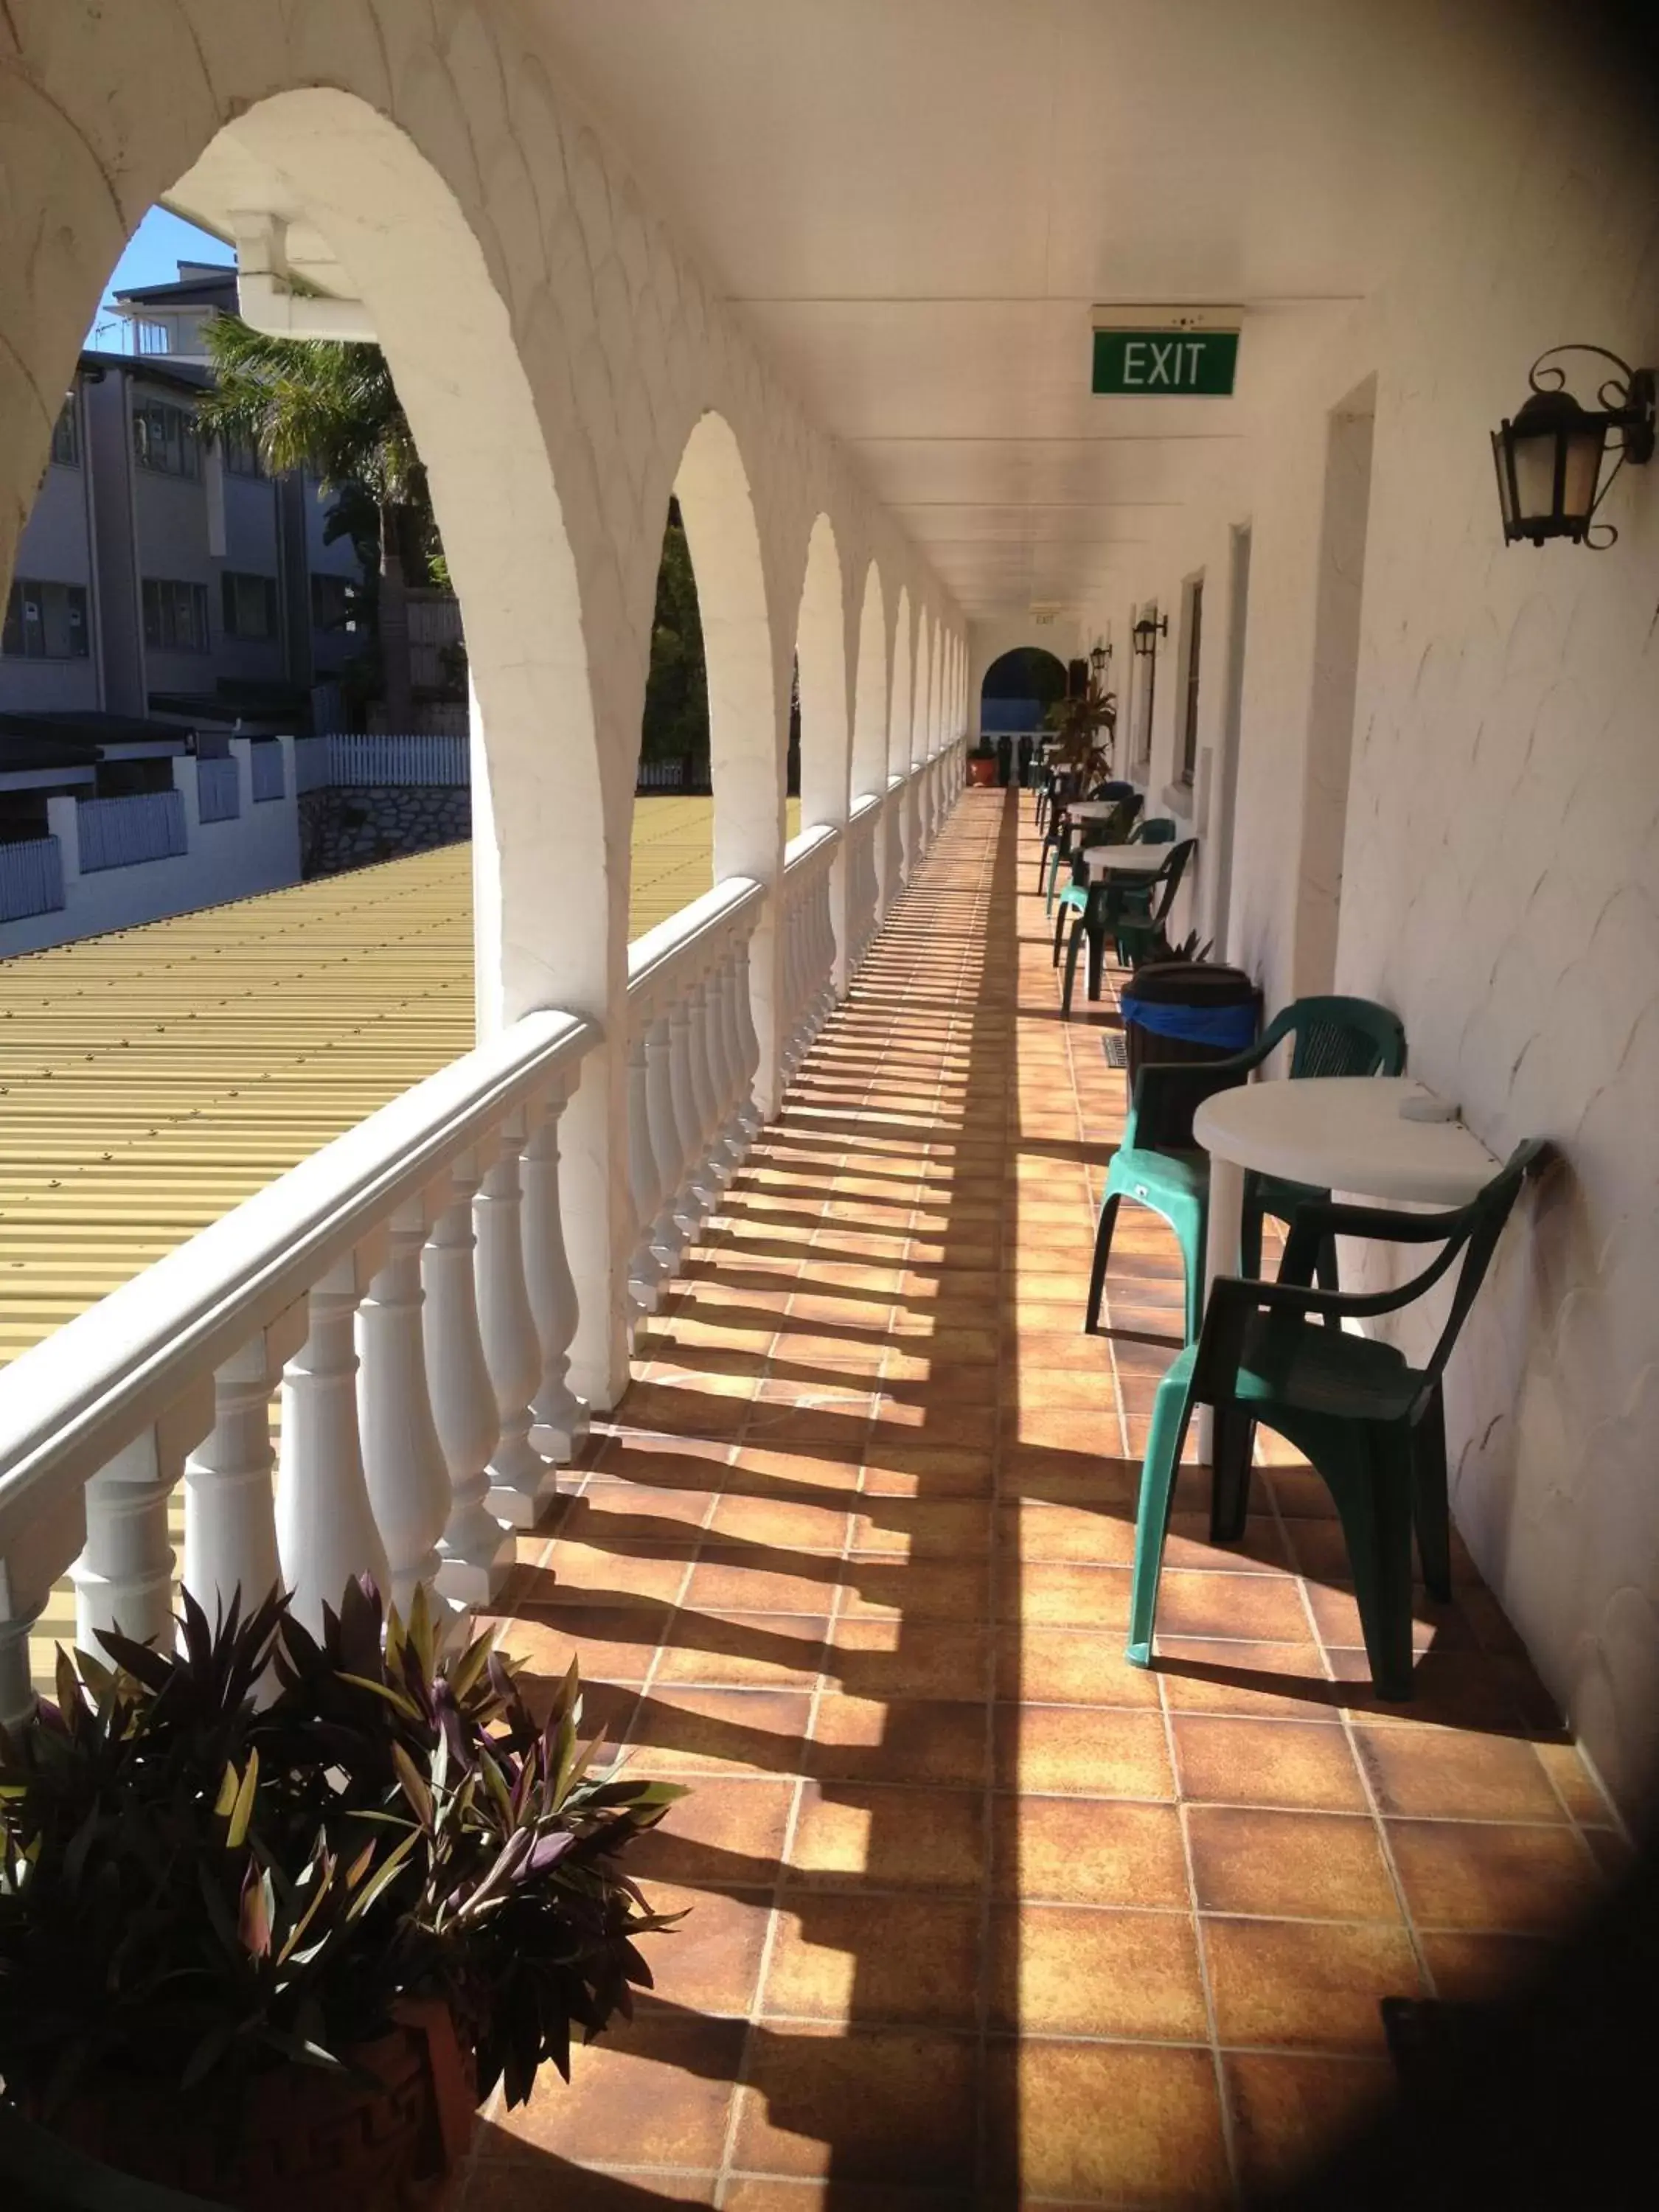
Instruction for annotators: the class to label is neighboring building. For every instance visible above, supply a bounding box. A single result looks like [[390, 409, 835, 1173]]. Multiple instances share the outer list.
[[1, 262, 367, 737]]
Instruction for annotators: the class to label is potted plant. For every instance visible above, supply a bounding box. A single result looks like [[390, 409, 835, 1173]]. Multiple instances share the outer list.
[[967, 740, 999, 787], [0, 1582, 683, 2212]]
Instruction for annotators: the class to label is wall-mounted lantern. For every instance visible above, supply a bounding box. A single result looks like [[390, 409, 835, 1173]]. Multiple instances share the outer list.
[[1089, 639, 1111, 680], [1492, 346, 1655, 549], [1132, 611, 1167, 658]]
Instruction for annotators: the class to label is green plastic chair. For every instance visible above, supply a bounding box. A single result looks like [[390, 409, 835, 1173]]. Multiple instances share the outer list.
[[1051, 815, 1175, 967], [1123, 1141, 1548, 1699], [1042, 787, 1140, 914], [1061, 838, 1195, 1015], [1085, 995, 1406, 1343]]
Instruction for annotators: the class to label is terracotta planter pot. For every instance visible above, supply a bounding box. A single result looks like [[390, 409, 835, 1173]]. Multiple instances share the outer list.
[[29, 2000, 476, 2212], [967, 754, 998, 786]]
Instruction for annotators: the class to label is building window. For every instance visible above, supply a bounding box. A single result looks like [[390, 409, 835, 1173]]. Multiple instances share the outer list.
[[132, 398, 201, 480], [49, 397, 80, 468], [310, 572, 361, 633], [136, 319, 172, 355], [142, 577, 211, 653], [220, 424, 265, 478], [1179, 577, 1204, 784], [222, 571, 279, 641], [2, 580, 90, 660]]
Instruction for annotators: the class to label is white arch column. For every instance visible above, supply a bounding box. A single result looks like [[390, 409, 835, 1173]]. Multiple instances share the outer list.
[[796, 515, 853, 996]]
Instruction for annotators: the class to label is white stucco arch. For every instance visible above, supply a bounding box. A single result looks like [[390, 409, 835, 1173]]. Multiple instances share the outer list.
[[850, 563, 889, 801], [796, 512, 851, 831]]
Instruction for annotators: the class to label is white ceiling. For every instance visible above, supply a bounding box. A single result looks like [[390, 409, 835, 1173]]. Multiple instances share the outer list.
[[534, 0, 1444, 619]]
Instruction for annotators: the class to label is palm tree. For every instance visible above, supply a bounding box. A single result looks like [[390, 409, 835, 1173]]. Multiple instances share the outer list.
[[197, 315, 431, 728]]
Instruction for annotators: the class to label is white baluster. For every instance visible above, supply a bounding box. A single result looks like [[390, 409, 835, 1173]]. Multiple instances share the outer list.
[[476, 1114, 558, 1531], [668, 994, 709, 1233], [685, 973, 727, 1194], [815, 863, 836, 1026], [645, 1006, 690, 1272], [184, 1321, 297, 1624], [522, 1091, 587, 1462], [713, 943, 749, 1168], [357, 1196, 451, 1616], [736, 929, 763, 1133], [0, 1573, 41, 1735], [423, 1151, 514, 1606], [626, 1020, 667, 1312], [277, 1249, 389, 1634], [74, 1428, 180, 1655]]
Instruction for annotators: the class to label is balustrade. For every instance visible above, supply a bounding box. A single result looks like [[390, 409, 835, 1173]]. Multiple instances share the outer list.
[[0, 1010, 594, 1727], [0, 753, 969, 1726]]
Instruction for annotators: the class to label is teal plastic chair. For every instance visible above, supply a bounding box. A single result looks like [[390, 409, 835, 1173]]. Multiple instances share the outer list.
[[1042, 786, 1140, 914], [1085, 995, 1406, 1343], [1124, 1141, 1548, 1699], [1051, 815, 1175, 967], [1061, 837, 1195, 1015]]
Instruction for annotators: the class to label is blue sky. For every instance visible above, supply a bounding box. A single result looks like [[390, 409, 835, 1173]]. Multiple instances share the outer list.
[[86, 206, 232, 349]]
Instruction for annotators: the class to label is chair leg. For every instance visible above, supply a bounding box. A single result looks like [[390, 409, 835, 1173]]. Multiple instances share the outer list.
[[1126, 1360, 1197, 1666], [1051, 900, 1068, 967], [1411, 1388, 1453, 1601], [1085, 1189, 1121, 1333], [1239, 1191, 1264, 1281], [1316, 1233, 1343, 1329], [1062, 915, 1086, 1017], [1208, 1406, 1256, 1544], [1180, 1204, 1208, 1346], [1333, 1441, 1417, 1701], [1034, 837, 1051, 894], [1085, 917, 1105, 1001]]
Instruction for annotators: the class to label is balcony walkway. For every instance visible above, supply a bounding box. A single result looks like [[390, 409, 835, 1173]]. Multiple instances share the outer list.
[[461, 787, 1627, 2207]]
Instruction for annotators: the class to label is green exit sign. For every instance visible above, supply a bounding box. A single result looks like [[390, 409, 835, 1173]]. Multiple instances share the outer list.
[[1092, 328, 1238, 397]]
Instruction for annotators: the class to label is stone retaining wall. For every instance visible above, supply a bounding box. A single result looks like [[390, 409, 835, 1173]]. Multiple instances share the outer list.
[[299, 787, 470, 878]]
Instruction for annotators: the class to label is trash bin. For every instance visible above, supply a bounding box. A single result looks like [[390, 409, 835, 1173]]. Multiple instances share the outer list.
[[995, 733, 1013, 787], [1119, 962, 1262, 1135], [1017, 734, 1034, 787]]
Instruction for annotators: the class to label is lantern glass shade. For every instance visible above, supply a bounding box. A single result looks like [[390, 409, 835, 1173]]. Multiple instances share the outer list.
[[1493, 389, 1610, 543]]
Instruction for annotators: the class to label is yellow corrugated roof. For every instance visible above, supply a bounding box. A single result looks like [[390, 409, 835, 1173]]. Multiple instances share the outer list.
[[0, 796, 794, 1369]]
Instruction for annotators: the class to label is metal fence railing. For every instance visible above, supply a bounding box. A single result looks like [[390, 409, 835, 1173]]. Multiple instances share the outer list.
[[328, 733, 469, 787], [0, 835, 65, 922], [76, 790, 189, 873], [196, 757, 241, 824], [250, 743, 285, 803]]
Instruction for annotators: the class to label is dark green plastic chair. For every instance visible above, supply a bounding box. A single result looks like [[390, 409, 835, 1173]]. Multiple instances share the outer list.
[[1061, 838, 1195, 1015], [1085, 995, 1406, 1343], [1051, 814, 1174, 967], [1123, 1141, 1548, 1699], [1042, 785, 1140, 914]]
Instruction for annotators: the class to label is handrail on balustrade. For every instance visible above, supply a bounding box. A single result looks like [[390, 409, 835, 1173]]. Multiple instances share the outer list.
[[783, 821, 839, 875], [626, 873, 765, 1006], [0, 1009, 597, 1573]]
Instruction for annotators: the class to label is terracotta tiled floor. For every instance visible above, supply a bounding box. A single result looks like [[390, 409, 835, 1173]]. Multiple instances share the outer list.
[[462, 788, 1627, 2209]]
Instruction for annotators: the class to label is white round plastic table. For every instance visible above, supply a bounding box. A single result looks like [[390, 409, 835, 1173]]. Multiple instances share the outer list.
[[1066, 799, 1134, 823], [1081, 844, 1175, 880], [1190, 1077, 1498, 1457]]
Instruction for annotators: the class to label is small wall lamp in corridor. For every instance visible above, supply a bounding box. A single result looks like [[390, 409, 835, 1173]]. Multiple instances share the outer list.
[[1132, 611, 1167, 657], [1492, 346, 1655, 549], [1089, 639, 1111, 679]]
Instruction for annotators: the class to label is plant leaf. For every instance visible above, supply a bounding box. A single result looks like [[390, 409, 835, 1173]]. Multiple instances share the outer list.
[[227, 1746, 260, 1849]]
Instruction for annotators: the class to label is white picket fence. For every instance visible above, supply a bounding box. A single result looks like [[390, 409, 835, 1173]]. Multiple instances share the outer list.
[[327, 733, 470, 787], [0, 836, 65, 922], [76, 790, 189, 873], [196, 757, 241, 824]]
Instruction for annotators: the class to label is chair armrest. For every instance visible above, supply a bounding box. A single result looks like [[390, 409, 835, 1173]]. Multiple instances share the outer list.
[[1190, 1265, 1441, 1403]]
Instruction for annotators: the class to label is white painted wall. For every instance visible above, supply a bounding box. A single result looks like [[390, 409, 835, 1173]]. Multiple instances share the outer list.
[[1084, 25, 1659, 1812], [0, 737, 299, 955]]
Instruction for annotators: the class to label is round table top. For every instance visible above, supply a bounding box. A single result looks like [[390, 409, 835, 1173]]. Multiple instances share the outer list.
[[1082, 844, 1176, 878], [1067, 798, 1138, 821], [1193, 1077, 1497, 1205]]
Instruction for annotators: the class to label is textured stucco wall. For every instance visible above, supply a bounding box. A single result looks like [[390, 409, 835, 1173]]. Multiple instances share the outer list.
[[1098, 21, 1659, 1813]]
